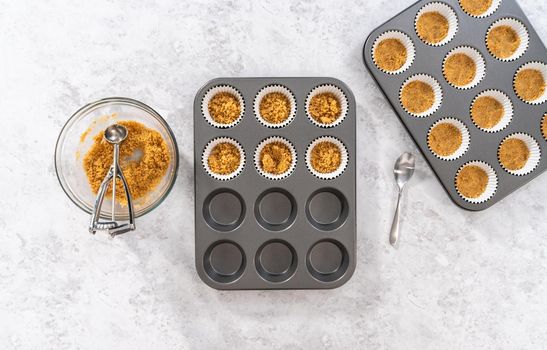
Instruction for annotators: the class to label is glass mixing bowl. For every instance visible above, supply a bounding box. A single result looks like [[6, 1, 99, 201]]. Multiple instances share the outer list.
[[55, 97, 179, 219]]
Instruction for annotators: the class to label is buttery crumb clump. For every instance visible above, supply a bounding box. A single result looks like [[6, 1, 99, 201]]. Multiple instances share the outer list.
[[259, 141, 293, 175], [400, 80, 435, 114], [456, 165, 488, 199], [444, 53, 476, 87], [208, 92, 241, 125], [471, 96, 504, 129], [514, 69, 545, 102], [82, 119, 170, 204], [416, 12, 449, 44], [487, 25, 520, 59], [259, 92, 291, 124], [498, 138, 529, 170], [428, 123, 462, 156], [309, 92, 342, 125], [374, 38, 407, 72], [459, 0, 493, 16], [207, 142, 241, 175], [310, 141, 342, 174]]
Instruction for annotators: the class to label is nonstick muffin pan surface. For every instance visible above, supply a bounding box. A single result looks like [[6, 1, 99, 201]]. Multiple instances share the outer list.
[[363, 0, 547, 210], [194, 77, 356, 290]]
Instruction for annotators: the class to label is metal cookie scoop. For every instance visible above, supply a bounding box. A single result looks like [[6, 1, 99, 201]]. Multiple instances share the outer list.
[[389, 152, 415, 246], [89, 124, 135, 236]]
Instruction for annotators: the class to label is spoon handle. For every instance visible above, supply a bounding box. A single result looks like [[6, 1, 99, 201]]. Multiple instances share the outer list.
[[389, 190, 403, 246]]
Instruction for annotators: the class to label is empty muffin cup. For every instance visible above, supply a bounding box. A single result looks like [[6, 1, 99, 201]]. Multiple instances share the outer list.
[[305, 136, 349, 180], [254, 136, 297, 180], [497, 133, 541, 176], [254, 85, 297, 128], [459, 0, 501, 18], [513, 62, 547, 105], [399, 73, 443, 117], [470, 89, 513, 132], [455, 160, 498, 204], [414, 2, 458, 46], [202, 85, 245, 128], [442, 46, 486, 89], [305, 84, 348, 128], [371, 30, 416, 75], [427, 117, 470, 160], [202, 137, 245, 181], [486, 17, 529, 61]]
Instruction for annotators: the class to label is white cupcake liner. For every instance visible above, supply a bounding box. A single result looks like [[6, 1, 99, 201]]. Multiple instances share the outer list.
[[427, 117, 470, 160], [470, 89, 513, 132], [459, 0, 501, 18], [305, 136, 349, 180], [201, 85, 245, 128], [399, 73, 443, 117], [497, 133, 541, 176], [542, 113, 547, 141], [513, 62, 547, 105], [455, 160, 498, 204], [253, 85, 297, 128], [486, 17, 529, 61], [371, 30, 416, 75], [442, 46, 486, 89], [254, 136, 297, 180], [415, 2, 459, 46], [305, 84, 348, 128], [202, 137, 245, 181]]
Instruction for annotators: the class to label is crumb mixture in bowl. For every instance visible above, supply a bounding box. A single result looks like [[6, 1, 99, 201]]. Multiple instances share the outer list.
[[259, 92, 290, 124], [208, 92, 242, 125], [428, 123, 462, 157], [487, 25, 520, 59], [416, 11, 449, 44], [83, 120, 170, 205], [498, 138, 530, 171], [207, 142, 241, 175], [456, 165, 488, 199], [374, 38, 407, 72]]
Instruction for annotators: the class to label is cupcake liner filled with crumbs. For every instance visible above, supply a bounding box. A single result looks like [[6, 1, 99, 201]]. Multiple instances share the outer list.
[[254, 136, 297, 180], [399, 74, 443, 117], [513, 62, 547, 105], [470, 89, 513, 132], [305, 85, 348, 128], [486, 17, 529, 61], [414, 2, 458, 46], [459, 0, 501, 18], [427, 117, 470, 161], [455, 161, 498, 204], [202, 137, 245, 181], [497, 133, 541, 176], [305, 136, 349, 180], [253, 85, 297, 128], [201, 85, 245, 128], [442, 46, 485, 90], [371, 30, 415, 75]]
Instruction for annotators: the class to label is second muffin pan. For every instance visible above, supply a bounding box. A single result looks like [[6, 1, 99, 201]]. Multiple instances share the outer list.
[[363, 0, 547, 210], [194, 77, 356, 290]]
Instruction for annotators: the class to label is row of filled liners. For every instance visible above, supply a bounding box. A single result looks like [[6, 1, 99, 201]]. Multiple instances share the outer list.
[[427, 116, 541, 173], [202, 136, 349, 181], [201, 84, 348, 129], [397, 61, 546, 119], [204, 238, 349, 284], [371, 3, 530, 75]]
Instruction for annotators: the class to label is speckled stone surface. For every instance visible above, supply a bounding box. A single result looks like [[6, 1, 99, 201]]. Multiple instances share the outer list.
[[0, 0, 546, 349]]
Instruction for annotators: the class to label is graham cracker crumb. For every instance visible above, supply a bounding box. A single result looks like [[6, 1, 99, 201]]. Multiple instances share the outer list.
[[309, 92, 342, 125], [487, 25, 521, 59], [471, 96, 504, 129], [499, 138, 530, 170], [514, 69, 545, 102], [444, 53, 476, 87], [401, 80, 435, 114], [374, 38, 407, 72], [459, 0, 493, 16], [259, 92, 290, 124], [456, 165, 488, 199], [207, 142, 241, 175], [310, 141, 342, 174], [428, 123, 462, 156], [416, 12, 449, 44], [260, 141, 293, 175], [208, 92, 241, 124]]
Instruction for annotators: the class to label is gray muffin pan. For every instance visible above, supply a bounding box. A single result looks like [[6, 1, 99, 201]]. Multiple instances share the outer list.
[[194, 77, 356, 289], [363, 0, 546, 210]]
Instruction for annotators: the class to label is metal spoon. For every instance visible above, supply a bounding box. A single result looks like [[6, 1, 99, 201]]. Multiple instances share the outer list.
[[89, 124, 135, 236], [104, 124, 127, 221], [389, 152, 415, 246]]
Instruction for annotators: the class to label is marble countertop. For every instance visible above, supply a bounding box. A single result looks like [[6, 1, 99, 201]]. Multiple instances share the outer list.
[[1, 0, 545, 349]]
